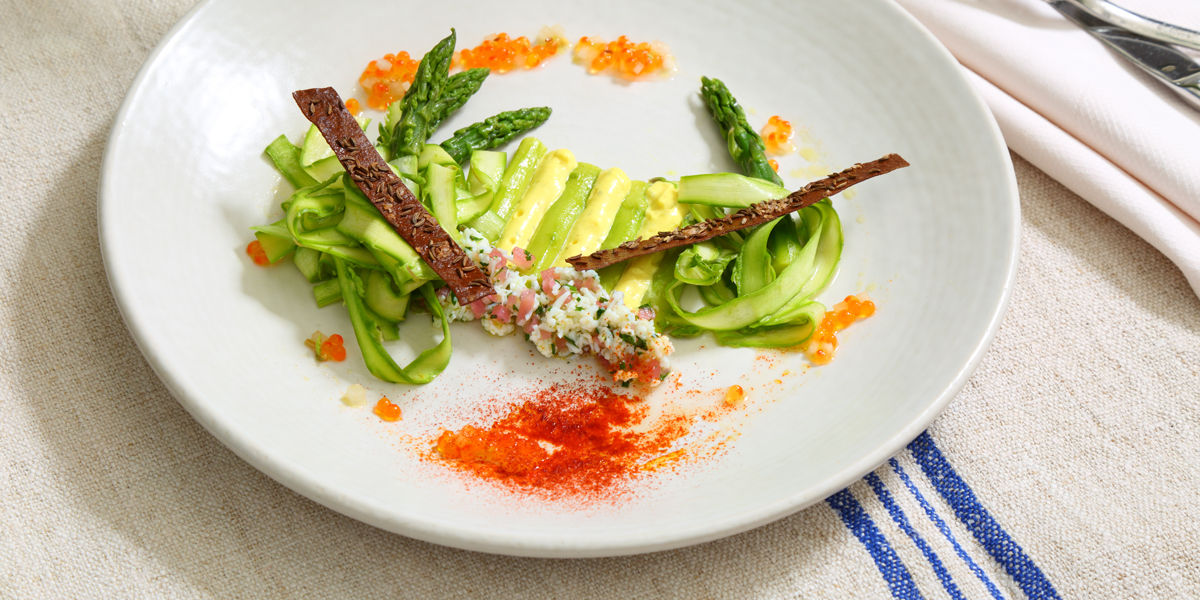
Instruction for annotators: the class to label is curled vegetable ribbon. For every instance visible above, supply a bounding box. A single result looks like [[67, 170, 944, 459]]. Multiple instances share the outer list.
[[665, 203, 841, 346], [334, 258, 452, 384]]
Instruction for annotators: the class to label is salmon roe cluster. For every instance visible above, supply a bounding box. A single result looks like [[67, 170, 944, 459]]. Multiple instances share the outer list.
[[458, 26, 567, 73], [358, 51, 421, 111], [573, 35, 675, 79], [724, 385, 746, 405], [805, 293, 876, 365], [761, 115, 796, 155], [435, 426, 547, 475], [246, 240, 270, 266], [374, 397, 402, 422], [305, 331, 347, 362]]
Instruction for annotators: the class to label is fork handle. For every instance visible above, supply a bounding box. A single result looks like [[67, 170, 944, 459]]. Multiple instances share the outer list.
[[1063, 0, 1200, 51]]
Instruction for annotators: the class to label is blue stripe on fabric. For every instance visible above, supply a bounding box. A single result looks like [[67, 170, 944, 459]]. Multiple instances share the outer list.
[[826, 489, 925, 600], [908, 432, 1061, 600], [891, 458, 1006, 600], [865, 472, 967, 600]]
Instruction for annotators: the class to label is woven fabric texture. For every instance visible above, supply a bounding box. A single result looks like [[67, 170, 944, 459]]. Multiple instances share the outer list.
[[2, 1, 1198, 598]]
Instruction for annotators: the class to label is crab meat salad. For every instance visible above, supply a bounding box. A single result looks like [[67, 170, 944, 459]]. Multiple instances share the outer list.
[[439, 229, 672, 385]]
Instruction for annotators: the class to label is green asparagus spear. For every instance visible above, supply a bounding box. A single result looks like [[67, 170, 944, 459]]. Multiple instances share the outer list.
[[526, 163, 601, 272], [427, 68, 490, 133], [699, 76, 784, 186], [389, 30, 458, 160], [439, 107, 553, 164]]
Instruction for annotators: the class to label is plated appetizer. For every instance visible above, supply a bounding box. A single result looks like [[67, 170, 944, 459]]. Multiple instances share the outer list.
[[249, 30, 906, 388]]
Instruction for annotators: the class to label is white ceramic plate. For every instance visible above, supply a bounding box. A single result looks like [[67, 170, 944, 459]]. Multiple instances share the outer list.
[[100, 0, 1018, 557]]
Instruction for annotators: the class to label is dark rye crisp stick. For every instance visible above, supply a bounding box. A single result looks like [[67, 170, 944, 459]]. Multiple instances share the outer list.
[[292, 87, 493, 305], [566, 154, 909, 271]]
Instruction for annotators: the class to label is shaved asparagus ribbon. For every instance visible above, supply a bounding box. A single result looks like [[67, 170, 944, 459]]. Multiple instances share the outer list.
[[335, 258, 453, 384], [663, 202, 840, 345]]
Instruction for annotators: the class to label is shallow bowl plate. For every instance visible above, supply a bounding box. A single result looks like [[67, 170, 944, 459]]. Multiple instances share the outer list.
[[100, 0, 1018, 557]]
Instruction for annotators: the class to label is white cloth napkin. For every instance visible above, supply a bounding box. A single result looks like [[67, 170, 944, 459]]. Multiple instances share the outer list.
[[895, 0, 1200, 297]]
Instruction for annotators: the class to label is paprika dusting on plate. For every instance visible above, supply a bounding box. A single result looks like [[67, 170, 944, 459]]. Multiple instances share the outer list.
[[433, 383, 690, 497]]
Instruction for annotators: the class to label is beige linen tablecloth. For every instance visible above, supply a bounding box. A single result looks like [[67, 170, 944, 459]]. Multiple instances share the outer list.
[[3, 1, 1198, 597]]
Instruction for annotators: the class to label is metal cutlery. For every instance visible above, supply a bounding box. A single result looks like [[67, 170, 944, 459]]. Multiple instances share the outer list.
[[1061, 0, 1200, 51], [1048, 0, 1200, 102]]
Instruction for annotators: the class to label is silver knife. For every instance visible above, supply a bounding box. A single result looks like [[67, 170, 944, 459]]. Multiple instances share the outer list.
[[1048, 0, 1200, 102], [1061, 0, 1200, 51]]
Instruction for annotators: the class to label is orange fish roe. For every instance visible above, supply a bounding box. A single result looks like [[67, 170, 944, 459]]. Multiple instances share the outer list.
[[374, 397, 402, 422], [805, 293, 876, 365], [761, 115, 796, 155], [573, 35, 675, 80], [304, 331, 347, 362], [246, 240, 270, 266], [344, 98, 362, 116], [768, 159, 779, 172], [358, 51, 421, 111], [724, 385, 746, 405], [458, 26, 567, 73]]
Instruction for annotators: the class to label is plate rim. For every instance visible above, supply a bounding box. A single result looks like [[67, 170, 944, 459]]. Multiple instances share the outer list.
[[98, 0, 1020, 558]]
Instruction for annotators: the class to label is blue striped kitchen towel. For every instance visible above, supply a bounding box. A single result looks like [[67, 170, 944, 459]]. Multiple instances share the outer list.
[[826, 432, 1060, 600]]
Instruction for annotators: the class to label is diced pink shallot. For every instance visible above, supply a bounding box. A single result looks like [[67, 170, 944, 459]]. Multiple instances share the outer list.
[[518, 289, 537, 322], [510, 247, 535, 270], [436, 287, 451, 302], [637, 307, 656, 321], [495, 269, 508, 283], [540, 269, 558, 295], [523, 315, 540, 334], [487, 249, 507, 274], [554, 336, 569, 354], [492, 303, 512, 322], [578, 278, 599, 292], [644, 361, 663, 381], [468, 299, 488, 319]]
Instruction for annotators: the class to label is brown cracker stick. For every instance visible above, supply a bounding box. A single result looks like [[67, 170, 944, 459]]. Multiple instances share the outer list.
[[292, 87, 493, 305], [565, 154, 909, 271]]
